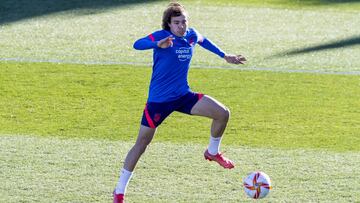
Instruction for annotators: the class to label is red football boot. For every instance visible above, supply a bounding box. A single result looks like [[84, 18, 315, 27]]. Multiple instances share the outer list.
[[113, 191, 124, 203], [204, 149, 235, 169]]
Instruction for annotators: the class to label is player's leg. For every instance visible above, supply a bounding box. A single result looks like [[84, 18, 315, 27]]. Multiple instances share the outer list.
[[114, 125, 156, 202], [190, 95, 234, 169], [190, 95, 230, 139], [114, 102, 172, 202], [123, 125, 156, 171]]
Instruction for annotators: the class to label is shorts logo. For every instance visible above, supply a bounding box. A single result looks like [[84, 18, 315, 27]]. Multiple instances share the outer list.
[[154, 113, 161, 122], [176, 47, 192, 61]]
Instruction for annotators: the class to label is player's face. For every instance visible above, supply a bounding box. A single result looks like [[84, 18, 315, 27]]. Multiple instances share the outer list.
[[168, 14, 188, 37]]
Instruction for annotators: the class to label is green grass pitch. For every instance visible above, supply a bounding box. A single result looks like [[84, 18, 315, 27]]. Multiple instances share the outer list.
[[1, 62, 359, 152], [0, 0, 359, 202]]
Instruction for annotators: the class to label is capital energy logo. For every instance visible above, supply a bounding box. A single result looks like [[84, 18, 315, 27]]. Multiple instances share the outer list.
[[176, 47, 192, 61]]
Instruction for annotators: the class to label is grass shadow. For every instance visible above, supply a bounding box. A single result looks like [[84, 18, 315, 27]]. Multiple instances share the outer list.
[[311, 0, 360, 3], [0, 0, 164, 25], [280, 0, 360, 5], [272, 35, 360, 57], [300, 0, 360, 3]]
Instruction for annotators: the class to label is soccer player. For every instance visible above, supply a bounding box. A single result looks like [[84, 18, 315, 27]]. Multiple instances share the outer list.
[[113, 2, 246, 202]]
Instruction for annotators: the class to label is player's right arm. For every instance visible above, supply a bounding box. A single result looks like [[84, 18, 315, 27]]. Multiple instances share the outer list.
[[133, 31, 174, 50]]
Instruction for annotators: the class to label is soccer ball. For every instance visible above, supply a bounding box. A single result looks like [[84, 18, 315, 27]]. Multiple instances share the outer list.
[[243, 171, 272, 199]]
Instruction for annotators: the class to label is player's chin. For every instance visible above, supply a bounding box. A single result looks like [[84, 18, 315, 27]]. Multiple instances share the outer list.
[[178, 30, 186, 36]]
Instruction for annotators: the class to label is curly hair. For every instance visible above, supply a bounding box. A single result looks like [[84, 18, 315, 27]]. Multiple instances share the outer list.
[[162, 2, 187, 30]]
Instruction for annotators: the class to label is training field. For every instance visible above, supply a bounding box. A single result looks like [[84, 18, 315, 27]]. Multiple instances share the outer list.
[[1, 0, 359, 202]]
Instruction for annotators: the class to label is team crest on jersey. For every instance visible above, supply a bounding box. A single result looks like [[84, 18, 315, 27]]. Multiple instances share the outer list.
[[188, 38, 195, 46], [176, 47, 192, 61]]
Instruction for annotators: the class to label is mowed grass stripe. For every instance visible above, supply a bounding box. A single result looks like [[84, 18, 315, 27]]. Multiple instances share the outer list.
[[0, 3, 359, 73], [0, 135, 359, 202], [1, 62, 359, 152], [183, 0, 360, 11]]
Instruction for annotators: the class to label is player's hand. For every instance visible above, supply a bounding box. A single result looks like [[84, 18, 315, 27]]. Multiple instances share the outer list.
[[224, 54, 247, 65], [157, 35, 175, 48]]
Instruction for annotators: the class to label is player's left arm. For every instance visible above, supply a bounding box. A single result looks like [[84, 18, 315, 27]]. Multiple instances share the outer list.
[[197, 31, 246, 65]]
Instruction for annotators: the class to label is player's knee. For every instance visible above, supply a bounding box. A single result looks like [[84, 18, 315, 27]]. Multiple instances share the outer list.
[[134, 137, 152, 153], [219, 107, 230, 122]]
